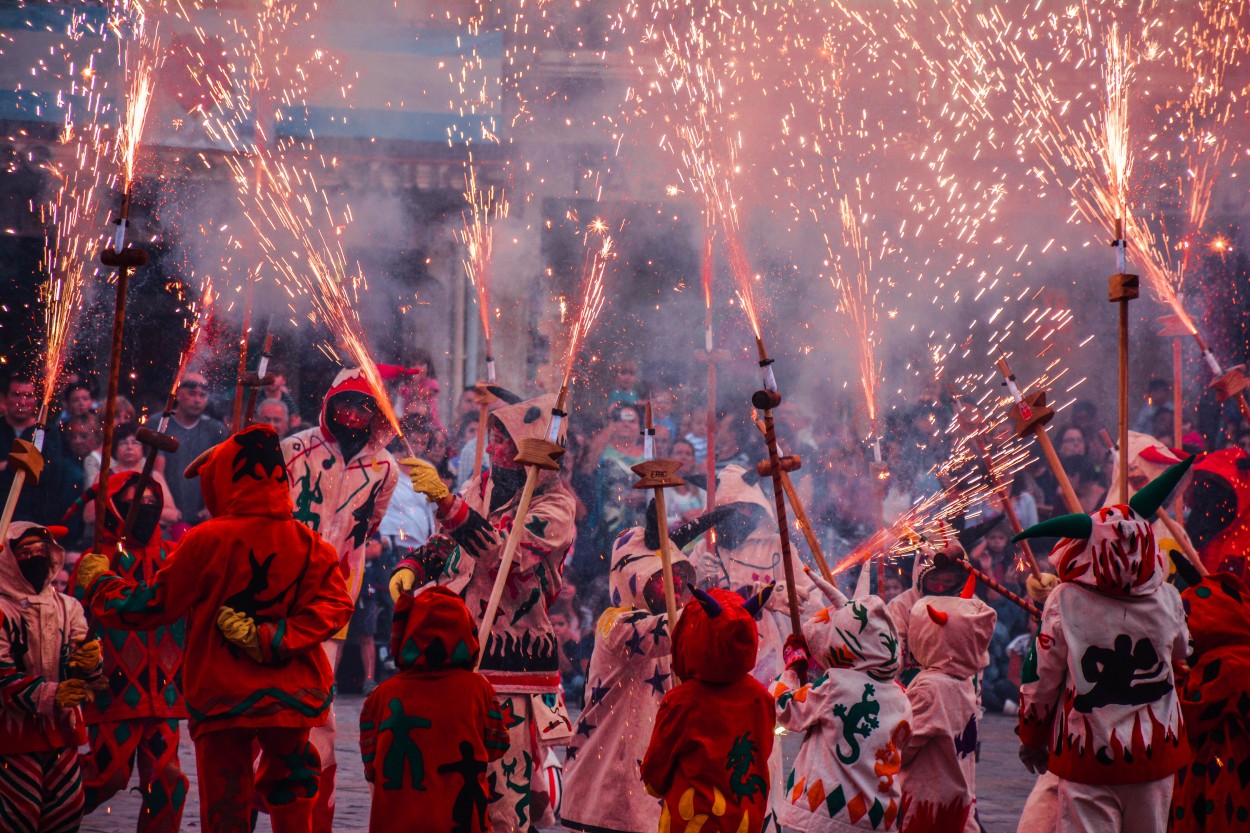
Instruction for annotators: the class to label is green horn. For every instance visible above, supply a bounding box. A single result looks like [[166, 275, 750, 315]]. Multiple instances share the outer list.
[[1012, 512, 1093, 543], [1128, 456, 1195, 519]]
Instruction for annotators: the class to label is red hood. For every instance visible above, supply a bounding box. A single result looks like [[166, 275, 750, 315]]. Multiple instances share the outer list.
[[1190, 448, 1250, 571], [199, 424, 293, 519], [319, 367, 390, 443], [97, 470, 163, 547], [390, 586, 479, 671], [1182, 572, 1250, 661], [672, 588, 759, 684]]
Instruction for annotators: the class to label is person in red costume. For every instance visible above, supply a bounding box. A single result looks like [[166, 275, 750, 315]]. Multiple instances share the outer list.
[[1185, 448, 1250, 577], [359, 586, 508, 833], [641, 585, 776, 833], [75, 471, 188, 833], [76, 424, 354, 833], [1170, 571, 1250, 833]]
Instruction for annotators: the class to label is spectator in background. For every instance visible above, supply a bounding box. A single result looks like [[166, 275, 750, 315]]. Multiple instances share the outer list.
[[453, 411, 489, 489], [109, 396, 137, 428], [550, 601, 590, 709], [255, 398, 291, 437], [1133, 377, 1173, 433], [257, 365, 301, 431], [82, 423, 181, 531], [666, 438, 706, 525], [60, 381, 96, 425], [681, 402, 709, 464], [0, 374, 67, 526], [712, 409, 755, 472], [651, 389, 680, 439], [64, 413, 103, 491], [607, 359, 642, 408], [350, 537, 388, 694], [587, 404, 648, 554], [162, 373, 227, 527], [1061, 453, 1107, 513]]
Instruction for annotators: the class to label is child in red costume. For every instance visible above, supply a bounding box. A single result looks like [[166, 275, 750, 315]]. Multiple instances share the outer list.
[[1170, 572, 1250, 832], [641, 586, 776, 833], [76, 424, 354, 833], [1014, 459, 1192, 833], [76, 471, 188, 833], [1185, 448, 1250, 576], [360, 586, 508, 833]]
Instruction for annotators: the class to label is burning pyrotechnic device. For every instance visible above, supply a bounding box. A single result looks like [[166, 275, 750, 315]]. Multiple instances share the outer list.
[[752, 417, 834, 583], [474, 391, 568, 666], [950, 393, 1041, 579], [749, 354, 804, 638], [694, 233, 727, 513], [1108, 219, 1140, 506], [995, 356, 1081, 514], [631, 402, 686, 627]]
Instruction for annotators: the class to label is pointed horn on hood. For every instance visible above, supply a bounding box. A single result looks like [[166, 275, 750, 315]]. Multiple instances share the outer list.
[[959, 570, 977, 599], [484, 384, 523, 405], [690, 585, 723, 618], [1011, 512, 1093, 543], [1128, 456, 1195, 519], [805, 566, 848, 608], [854, 557, 874, 598], [741, 582, 775, 618], [926, 604, 949, 626], [669, 504, 734, 550]]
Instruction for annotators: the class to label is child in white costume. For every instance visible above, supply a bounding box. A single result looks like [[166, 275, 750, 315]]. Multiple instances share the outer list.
[[770, 568, 912, 832], [561, 504, 722, 833]]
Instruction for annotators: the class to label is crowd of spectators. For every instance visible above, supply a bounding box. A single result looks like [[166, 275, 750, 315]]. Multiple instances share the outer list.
[[3, 355, 1244, 706]]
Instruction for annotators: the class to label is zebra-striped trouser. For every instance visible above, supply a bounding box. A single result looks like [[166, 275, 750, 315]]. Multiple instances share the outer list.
[[0, 746, 84, 833]]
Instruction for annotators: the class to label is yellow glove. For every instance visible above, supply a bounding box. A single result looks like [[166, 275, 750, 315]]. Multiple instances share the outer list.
[[400, 457, 450, 503], [54, 678, 92, 708], [75, 551, 111, 592], [389, 567, 418, 603], [69, 639, 102, 675], [1025, 572, 1060, 605], [216, 606, 263, 663]]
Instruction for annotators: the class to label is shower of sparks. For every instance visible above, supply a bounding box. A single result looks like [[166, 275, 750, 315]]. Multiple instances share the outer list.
[[457, 160, 508, 356], [110, 2, 160, 192], [167, 281, 215, 404], [560, 227, 613, 392], [831, 194, 883, 437]]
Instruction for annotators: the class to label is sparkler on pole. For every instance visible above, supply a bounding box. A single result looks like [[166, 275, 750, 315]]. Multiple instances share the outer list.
[[242, 316, 276, 427], [632, 402, 685, 626], [693, 228, 727, 515], [949, 390, 1041, 579], [995, 356, 1082, 515], [751, 415, 834, 583], [947, 557, 1040, 621], [475, 228, 611, 663]]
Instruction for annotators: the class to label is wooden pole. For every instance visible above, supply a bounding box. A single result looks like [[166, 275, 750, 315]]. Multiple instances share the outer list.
[[94, 265, 134, 551], [1173, 337, 1184, 518], [752, 417, 833, 582], [704, 232, 717, 512], [475, 466, 539, 658], [950, 558, 1040, 620], [996, 357, 1083, 514], [753, 394, 803, 636], [231, 276, 254, 430]]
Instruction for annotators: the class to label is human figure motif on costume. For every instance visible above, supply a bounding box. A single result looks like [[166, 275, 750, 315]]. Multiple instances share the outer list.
[[391, 391, 576, 833]]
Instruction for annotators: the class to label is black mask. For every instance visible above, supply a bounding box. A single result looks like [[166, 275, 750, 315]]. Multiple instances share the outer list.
[[327, 392, 376, 461], [490, 467, 526, 511], [114, 498, 162, 545], [715, 503, 764, 551], [19, 556, 51, 592]]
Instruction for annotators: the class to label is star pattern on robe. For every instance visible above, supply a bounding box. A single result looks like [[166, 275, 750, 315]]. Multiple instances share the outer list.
[[525, 514, 549, 537], [644, 665, 671, 695], [624, 629, 647, 657], [648, 617, 668, 643], [576, 718, 596, 738], [588, 681, 610, 706]]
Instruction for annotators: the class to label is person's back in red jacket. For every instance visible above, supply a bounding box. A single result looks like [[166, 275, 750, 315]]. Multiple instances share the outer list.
[[360, 585, 507, 833], [78, 424, 353, 833], [641, 587, 776, 833]]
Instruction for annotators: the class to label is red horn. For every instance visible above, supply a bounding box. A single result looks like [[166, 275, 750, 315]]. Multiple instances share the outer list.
[[926, 604, 949, 626], [959, 571, 977, 599]]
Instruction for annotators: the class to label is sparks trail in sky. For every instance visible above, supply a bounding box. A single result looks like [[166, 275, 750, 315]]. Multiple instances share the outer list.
[[457, 158, 508, 357], [559, 223, 613, 393]]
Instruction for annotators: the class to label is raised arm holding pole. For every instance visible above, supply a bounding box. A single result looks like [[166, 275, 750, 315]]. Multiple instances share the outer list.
[[995, 356, 1083, 515]]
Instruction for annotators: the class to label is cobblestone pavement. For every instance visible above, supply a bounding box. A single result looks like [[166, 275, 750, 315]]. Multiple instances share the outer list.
[[82, 700, 1032, 832]]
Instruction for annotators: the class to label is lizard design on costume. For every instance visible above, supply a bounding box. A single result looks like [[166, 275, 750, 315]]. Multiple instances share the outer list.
[[832, 683, 881, 764], [725, 732, 767, 799]]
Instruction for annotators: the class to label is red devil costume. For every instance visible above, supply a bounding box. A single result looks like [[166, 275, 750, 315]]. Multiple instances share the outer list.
[[641, 586, 776, 833], [1015, 459, 1192, 833], [76, 471, 188, 833], [1170, 572, 1250, 833], [359, 586, 508, 833], [77, 424, 353, 833], [1186, 448, 1250, 577], [0, 522, 97, 833]]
